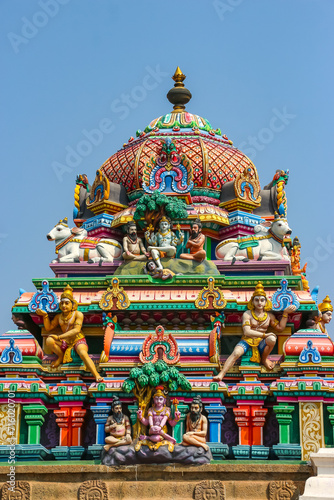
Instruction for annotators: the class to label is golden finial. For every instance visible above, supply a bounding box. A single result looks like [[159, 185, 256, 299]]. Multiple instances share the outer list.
[[167, 66, 192, 112], [172, 67, 186, 86], [319, 295, 333, 313]]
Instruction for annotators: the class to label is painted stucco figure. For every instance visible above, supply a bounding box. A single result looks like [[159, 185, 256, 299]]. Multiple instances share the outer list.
[[182, 397, 209, 451], [144, 260, 174, 281], [36, 285, 103, 382], [104, 397, 132, 451], [213, 282, 296, 381], [215, 216, 292, 262], [145, 216, 184, 271], [122, 221, 149, 262], [315, 296, 333, 335], [47, 218, 122, 263], [137, 386, 180, 447], [180, 219, 206, 262]]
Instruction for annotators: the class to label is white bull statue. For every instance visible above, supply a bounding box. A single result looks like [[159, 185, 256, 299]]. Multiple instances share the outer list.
[[215, 217, 292, 262], [47, 218, 122, 263]]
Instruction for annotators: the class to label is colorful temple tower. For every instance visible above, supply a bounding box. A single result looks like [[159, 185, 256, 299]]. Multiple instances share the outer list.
[[1, 68, 333, 499]]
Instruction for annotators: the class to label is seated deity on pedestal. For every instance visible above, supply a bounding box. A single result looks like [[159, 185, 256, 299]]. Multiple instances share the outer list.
[[136, 386, 180, 451], [145, 216, 184, 271]]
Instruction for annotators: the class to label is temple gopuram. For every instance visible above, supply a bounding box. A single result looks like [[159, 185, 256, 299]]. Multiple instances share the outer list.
[[1, 68, 333, 499]]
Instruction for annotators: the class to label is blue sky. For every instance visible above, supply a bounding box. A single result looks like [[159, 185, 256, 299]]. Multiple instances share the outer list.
[[1, 0, 334, 336]]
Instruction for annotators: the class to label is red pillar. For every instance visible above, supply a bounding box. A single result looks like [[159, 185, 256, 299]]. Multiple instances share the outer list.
[[233, 403, 268, 446], [251, 406, 268, 445], [54, 405, 86, 447], [71, 407, 86, 446], [54, 408, 70, 446], [233, 405, 251, 445]]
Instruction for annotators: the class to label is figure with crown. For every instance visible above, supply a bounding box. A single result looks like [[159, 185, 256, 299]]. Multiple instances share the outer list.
[[213, 282, 297, 381], [145, 216, 184, 271], [136, 386, 180, 450], [36, 285, 103, 382], [315, 296, 333, 336]]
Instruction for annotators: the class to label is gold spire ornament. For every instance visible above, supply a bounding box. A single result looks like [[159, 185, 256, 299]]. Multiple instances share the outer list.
[[167, 67, 192, 112]]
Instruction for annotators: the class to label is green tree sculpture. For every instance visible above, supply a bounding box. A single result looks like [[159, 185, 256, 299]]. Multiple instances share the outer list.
[[122, 360, 192, 438], [133, 191, 188, 228]]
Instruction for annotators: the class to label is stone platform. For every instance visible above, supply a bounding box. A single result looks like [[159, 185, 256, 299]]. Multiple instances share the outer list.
[[0, 461, 311, 499]]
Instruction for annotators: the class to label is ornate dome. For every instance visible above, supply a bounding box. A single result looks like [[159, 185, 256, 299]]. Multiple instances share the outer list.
[[100, 68, 255, 204]]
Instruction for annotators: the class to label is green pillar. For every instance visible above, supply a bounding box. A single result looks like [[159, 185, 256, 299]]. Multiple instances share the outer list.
[[23, 405, 48, 445], [273, 405, 294, 444], [128, 403, 139, 427], [172, 404, 189, 443], [327, 406, 334, 443]]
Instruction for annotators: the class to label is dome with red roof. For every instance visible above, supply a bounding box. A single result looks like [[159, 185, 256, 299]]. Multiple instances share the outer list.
[[100, 68, 255, 205]]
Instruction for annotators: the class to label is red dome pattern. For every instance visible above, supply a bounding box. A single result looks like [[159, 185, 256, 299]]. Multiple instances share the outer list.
[[100, 113, 254, 196]]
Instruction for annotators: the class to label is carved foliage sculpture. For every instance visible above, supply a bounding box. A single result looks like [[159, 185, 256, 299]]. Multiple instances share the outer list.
[[142, 137, 194, 194], [194, 480, 225, 500], [139, 325, 180, 364], [1, 481, 31, 500], [99, 278, 130, 310], [271, 279, 300, 311], [268, 480, 299, 500], [28, 280, 59, 313], [300, 402, 324, 460], [195, 277, 227, 310], [87, 169, 110, 206], [78, 480, 108, 500], [234, 166, 261, 207]]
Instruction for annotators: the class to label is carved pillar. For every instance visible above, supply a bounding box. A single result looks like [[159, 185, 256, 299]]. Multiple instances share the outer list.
[[206, 403, 226, 443], [233, 405, 251, 445], [54, 407, 70, 446], [54, 404, 86, 447], [233, 403, 267, 446], [128, 403, 139, 428], [299, 401, 325, 461], [251, 406, 268, 446], [90, 404, 111, 445], [71, 407, 86, 446], [172, 403, 188, 443], [23, 404, 48, 445], [273, 405, 294, 444]]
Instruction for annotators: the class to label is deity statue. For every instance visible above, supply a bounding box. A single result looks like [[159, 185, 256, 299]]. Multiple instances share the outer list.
[[179, 219, 206, 262], [36, 285, 103, 382], [145, 216, 184, 271], [181, 397, 209, 451], [122, 221, 149, 262], [290, 237, 309, 291], [144, 260, 174, 281], [104, 397, 132, 451], [213, 282, 296, 381], [315, 296, 333, 335], [136, 386, 180, 448]]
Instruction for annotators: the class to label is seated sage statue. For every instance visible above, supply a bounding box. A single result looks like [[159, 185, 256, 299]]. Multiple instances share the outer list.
[[104, 397, 132, 451], [122, 221, 149, 262], [182, 397, 209, 451]]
